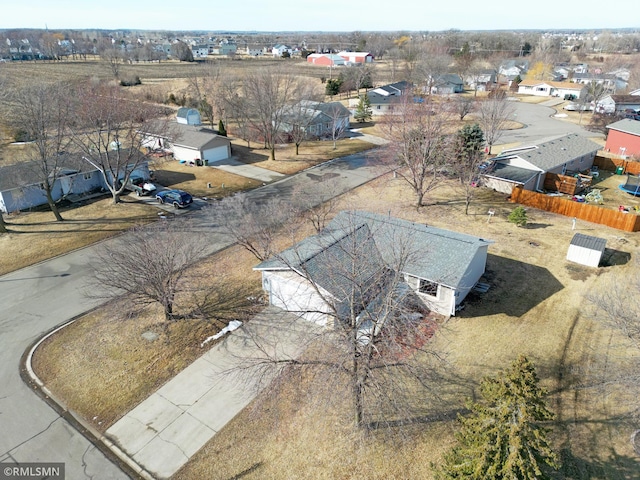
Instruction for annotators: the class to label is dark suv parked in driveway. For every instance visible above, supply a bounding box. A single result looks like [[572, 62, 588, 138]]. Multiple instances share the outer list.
[[155, 189, 193, 208]]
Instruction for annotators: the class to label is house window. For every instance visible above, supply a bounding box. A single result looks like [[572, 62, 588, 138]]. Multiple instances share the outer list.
[[419, 279, 438, 297], [83, 172, 92, 180]]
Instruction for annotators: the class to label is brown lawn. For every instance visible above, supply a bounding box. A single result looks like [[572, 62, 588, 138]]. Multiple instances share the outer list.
[[0, 197, 159, 276], [228, 137, 377, 175], [32, 172, 640, 479]]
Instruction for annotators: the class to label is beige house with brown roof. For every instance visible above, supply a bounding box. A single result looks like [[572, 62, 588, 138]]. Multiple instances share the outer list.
[[517, 79, 586, 99]]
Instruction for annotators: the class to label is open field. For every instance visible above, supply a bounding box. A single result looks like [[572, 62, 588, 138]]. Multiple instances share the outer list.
[[33, 172, 640, 479]]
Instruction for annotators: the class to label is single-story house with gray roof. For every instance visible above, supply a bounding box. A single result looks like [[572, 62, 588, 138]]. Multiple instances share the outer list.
[[482, 134, 601, 194], [254, 210, 493, 324], [0, 154, 150, 214]]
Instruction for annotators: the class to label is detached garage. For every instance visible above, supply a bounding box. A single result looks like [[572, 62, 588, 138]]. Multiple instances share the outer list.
[[171, 130, 232, 164], [567, 233, 606, 267]]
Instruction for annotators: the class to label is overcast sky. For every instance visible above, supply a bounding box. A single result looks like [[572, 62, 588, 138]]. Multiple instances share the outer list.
[[1, 0, 638, 32]]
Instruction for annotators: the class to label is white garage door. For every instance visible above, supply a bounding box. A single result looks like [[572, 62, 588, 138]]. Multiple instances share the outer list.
[[265, 272, 331, 326]]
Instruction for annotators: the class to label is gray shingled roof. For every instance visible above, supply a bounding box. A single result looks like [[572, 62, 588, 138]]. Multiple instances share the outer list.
[[255, 211, 493, 291], [484, 163, 539, 184], [570, 233, 606, 252], [172, 127, 229, 150], [607, 118, 640, 136], [495, 134, 601, 172]]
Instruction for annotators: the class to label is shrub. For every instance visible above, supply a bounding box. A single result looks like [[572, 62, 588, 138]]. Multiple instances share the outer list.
[[508, 206, 527, 227], [120, 76, 142, 87]]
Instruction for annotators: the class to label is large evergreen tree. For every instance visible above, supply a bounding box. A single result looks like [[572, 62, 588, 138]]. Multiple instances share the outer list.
[[437, 355, 559, 479], [353, 95, 372, 123], [452, 123, 485, 215]]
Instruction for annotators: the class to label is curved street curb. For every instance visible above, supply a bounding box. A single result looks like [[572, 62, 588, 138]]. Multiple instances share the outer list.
[[20, 310, 155, 480]]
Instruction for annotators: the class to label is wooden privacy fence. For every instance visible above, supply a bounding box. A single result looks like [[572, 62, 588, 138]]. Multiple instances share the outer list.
[[594, 155, 640, 175], [510, 186, 640, 232]]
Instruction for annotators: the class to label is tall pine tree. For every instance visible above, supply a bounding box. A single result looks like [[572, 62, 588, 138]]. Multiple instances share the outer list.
[[437, 355, 559, 479], [354, 95, 372, 123]]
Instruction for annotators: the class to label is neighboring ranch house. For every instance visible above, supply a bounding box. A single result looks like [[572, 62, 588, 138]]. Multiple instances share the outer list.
[[352, 81, 412, 115], [566, 233, 606, 268], [427, 74, 464, 95], [596, 94, 640, 114], [306, 53, 346, 66], [0, 156, 150, 214], [245, 46, 265, 56], [280, 101, 351, 138], [482, 134, 601, 194], [517, 79, 586, 98], [465, 69, 497, 92], [254, 211, 493, 322], [499, 59, 529, 77], [337, 51, 373, 64], [571, 73, 627, 93], [605, 119, 640, 157]]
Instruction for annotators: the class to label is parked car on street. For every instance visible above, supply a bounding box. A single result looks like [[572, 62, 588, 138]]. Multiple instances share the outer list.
[[155, 189, 193, 208]]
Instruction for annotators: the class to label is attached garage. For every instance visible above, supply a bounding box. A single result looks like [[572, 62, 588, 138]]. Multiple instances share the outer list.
[[262, 271, 332, 326], [566, 233, 606, 267]]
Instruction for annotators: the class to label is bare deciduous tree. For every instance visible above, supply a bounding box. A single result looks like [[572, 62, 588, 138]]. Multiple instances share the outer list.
[[207, 193, 297, 262], [452, 123, 485, 215], [476, 92, 516, 154], [234, 68, 304, 160], [381, 94, 451, 208], [7, 80, 74, 221], [244, 211, 442, 428], [88, 221, 204, 322], [69, 82, 167, 204]]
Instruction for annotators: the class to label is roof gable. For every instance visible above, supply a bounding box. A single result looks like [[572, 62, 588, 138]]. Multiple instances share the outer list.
[[606, 118, 640, 136], [256, 211, 493, 290]]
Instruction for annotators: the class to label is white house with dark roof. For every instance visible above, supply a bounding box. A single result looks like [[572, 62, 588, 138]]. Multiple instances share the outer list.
[[482, 134, 602, 194], [350, 81, 411, 115], [254, 211, 493, 323]]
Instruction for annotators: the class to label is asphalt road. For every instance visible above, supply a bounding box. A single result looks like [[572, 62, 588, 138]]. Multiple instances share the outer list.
[[0, 104, 600, 479], [497, 100, 604, 147], [0, 149, 387, 480]]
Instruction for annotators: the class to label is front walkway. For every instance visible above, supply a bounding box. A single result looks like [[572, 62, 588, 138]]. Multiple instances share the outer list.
[[105, 308, 315, 479]]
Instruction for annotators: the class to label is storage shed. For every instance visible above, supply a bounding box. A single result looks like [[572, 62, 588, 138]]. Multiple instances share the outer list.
[[566, 233, 606, 267]]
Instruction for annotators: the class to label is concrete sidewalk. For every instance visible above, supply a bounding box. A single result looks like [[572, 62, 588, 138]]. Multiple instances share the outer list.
[[105, 308, 316, 479]]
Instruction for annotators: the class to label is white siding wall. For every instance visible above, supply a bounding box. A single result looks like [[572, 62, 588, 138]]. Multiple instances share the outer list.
[[567, 245, 602, 267], [483, 177, 516, 194], [171, 145, 200, 162], [263, 271, 332, 326]]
